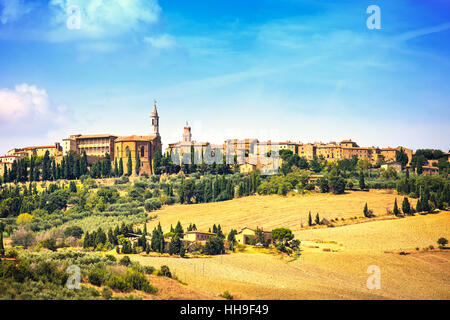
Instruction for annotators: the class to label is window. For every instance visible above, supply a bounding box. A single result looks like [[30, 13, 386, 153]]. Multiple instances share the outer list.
[[140, 146, 145, 157], [126, 147, 130, 157]]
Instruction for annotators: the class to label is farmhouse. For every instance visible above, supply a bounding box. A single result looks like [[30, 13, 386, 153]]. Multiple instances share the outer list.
[[235, 227, 272, 245], [184, 231, 216, 242]]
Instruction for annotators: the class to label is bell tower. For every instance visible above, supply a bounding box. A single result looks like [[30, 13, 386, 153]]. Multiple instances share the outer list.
[[151, 100, 159, 136]]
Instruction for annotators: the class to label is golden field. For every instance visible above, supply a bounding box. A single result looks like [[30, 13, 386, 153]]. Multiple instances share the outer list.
[[144, 190, 417, 233], [131, 191, 449, 300]]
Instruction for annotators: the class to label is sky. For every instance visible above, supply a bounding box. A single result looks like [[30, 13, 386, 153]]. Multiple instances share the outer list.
[[0, 0, 449, 154]]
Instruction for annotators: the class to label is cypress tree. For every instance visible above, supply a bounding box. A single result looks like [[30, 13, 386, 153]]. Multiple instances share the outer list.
[[315, 213, 320, 225], [3, 164, 7, 183], [29, 156, 35, 182], [135, 153, 141, 176], [363, 202, 369, 217], [81, 151, 88, 175], [359, 171, 366, 190], [127, 152, 133, 176], [42, 151, 51, 181], [114, 159, 119, 177], [402, 197, 411, 215], [393, 198, 400, 216], [0, 232, 5, 256], [174, 221, 184, 238], [104, 153, 111, 177], [308, 211, 312, 226]]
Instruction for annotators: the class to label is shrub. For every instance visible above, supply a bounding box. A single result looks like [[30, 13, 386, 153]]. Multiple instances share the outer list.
[[144, 198, 162, 212], [106, 275, 132, 292], [102, 287, 113, 300], [221, 290, 234, 300], [88, 267, 105, 286], [143, 266, 155, 275], [125, 269, 157, 294], [105, 254, 116, 262], [5, 247, 18, 258], [64, 226, 84, 239], [157, 265, 172, 278], [119, 256, 131, 267], [437, 238, 448, 247], [39, 238, 58, 251], [11, 228, 35, 248]]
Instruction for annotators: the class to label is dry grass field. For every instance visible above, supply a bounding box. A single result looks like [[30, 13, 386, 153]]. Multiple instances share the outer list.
[[133, 211, 449, 300], [130, 191, 449, 300], [144, 190, 416, 233]]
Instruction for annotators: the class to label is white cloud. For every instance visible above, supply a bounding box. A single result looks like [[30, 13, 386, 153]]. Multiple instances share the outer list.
[[144, 34, 177, 49], [0, 0, 33, 24], [0, 84, 70, 141], [0, 83, 51, 120], [47, 0, 161, 41]]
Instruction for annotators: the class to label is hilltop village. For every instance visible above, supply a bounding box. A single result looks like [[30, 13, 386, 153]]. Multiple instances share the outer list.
[[1, 103, 445, 178]]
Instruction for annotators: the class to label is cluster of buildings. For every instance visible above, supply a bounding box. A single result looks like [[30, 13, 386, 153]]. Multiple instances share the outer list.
[[1, 102, 446, 178], [127, 227, 273, 252]]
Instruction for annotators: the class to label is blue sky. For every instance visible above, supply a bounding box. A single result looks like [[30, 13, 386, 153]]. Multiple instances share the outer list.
[[0, 0, 449, 154]]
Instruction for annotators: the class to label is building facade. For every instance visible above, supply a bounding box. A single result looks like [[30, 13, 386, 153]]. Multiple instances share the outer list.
[[62, 134, 117, 160], [113, 103, 162, 176]]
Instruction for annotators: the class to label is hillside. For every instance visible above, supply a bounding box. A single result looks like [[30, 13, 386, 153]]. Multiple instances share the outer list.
[[144, 190, 417, 233]]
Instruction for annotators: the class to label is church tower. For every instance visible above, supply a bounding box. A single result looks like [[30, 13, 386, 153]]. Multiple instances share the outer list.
[[183, 121, 192, 143], [151, 101, 160, 136]]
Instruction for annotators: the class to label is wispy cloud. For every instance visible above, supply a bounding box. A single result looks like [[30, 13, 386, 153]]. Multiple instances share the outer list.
[[396, 22, 450, 42], [144, 34, 177, 49], [0, 0, 34, 24], [47, 0, 161, 41]]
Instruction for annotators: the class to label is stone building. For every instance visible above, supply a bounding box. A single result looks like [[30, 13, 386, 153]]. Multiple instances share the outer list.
[[62, 134, 117, 160], [23, 143, 62, 158], [113, 103, 162, 176]]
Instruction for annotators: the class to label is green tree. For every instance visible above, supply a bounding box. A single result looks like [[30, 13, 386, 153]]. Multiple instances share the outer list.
[[0, 232, 5, 256], [363, 202, 369, 218], [271, 228, 294, 245], [359, 171, 366, 190], [127, 153, 133, 176], [114, 159, 119, 177], [308, 211, 312, 226], [437, 237, 448, 248], [202, 236, 225, 255], [174, 221, 184, 238], [227, 229, 237, 250], [402, 197, 411, 215], [42, 151, 51, 181], [135, 153, 141, 176], [119, 158, 124, 176], [168, 235, 182, 255], [393, 198, 400, 216], [315, 213, 320, 225]]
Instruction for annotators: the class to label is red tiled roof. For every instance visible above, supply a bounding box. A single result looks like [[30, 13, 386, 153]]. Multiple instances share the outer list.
[[24, 145, 55, 150], [76, 134, 117, 139], [115, 135, 157, 142]]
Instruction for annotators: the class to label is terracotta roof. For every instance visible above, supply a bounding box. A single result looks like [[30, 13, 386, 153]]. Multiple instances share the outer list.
[[340, 140, 353, 143], [76, 134, 117, 139], [24, 145, 55, 150], [185, 231, 216, 235], [238, 227, 271, 234], [381, 148, 397, 151], [422, 165, 439, 170], [0, 155, 19, 158], [115, 135, 157, 142]]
